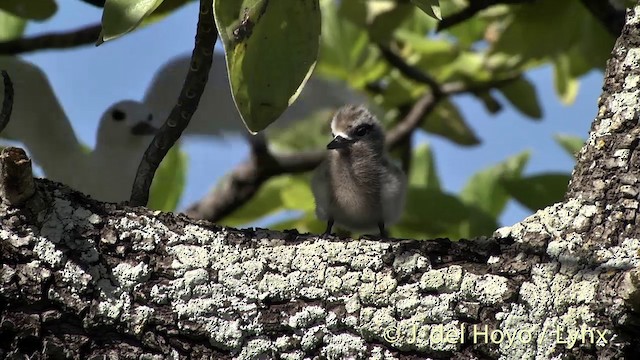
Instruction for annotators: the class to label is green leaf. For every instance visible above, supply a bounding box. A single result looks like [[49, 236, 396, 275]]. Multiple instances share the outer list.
[[502, 173, 570, 211], [143, 0, 195, 25], [268, 109, 334, 152], [460, 151, 530, 217], [554, 134, 584, 159], [0, 0, 57, 21], [280, 176, 315, 212], [215, 0, 321, 133], [148, 145, 187, 212], [409, 142, 440, 190], [490, 0, 583, 61], [368, 2, 413, 43], [317, 0, 370, 82], [220, 176, 288, 227], [496, 77, 542, 119], [99, 0, 165, 44], [553, 54, 579, 104], [410, 0, 441, 20], [422, 99, 480, 146], [0, 9, 26, 41], [270, 212, 326, 234]]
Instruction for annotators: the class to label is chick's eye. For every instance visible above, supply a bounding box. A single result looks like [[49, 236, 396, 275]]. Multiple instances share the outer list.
[[112, 109, 126, 121], [354, 124, 370, 137]]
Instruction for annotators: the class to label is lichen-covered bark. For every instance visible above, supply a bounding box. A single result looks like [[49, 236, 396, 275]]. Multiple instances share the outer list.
[[3, 4, 640, 360], [0, 179, 638, 359]]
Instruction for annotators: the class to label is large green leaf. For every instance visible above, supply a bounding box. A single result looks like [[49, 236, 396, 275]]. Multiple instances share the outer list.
[[0, 9, 26, 41], [496, 77, 542, 119], [554, 134, 584, 159], [0, 0, 57, 21], [145, 0, 194, 25], [280, 176, 315, 212], [410, 0, 441, 20], [490, 0, 584, 61], [99, 0, 165, 44], [502, 173, 570, 211], [215, 0, 321, 133], [422, 99, 480, 146], [409, 142, 440, 190], [148, 145, 187, 212], [460, 151, 530, 217]]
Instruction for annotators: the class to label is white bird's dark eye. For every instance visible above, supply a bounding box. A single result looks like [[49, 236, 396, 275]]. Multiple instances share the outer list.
[[112, 109, 126, 121], [354, 124, 370, 137]]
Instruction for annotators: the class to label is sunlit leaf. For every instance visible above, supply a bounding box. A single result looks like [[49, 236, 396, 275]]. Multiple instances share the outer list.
[[269, 212, 326, 234], [502, 173, 570, 211], [215, 0, 321, 132], [554, 134, 584, 159], [368, 2, 413, 43], [148, 145, 187, 212], [410, 0, 441, 20], [0, 9, 26, 41], [553, 54, 579, 105], [99, 0, 165, 44], [280, 176, 315, 212], [422, 99, 480, 146], [496, 77, 542, 119], [460, 151, 530, 217], [409, 142, 440, 190], [0, 0, 57, 21], [144, 0, 195, 25], [220, 176, 288, 227]]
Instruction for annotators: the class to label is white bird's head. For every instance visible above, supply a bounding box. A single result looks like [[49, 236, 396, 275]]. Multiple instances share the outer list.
[[96, 100, 157, 149], [327, 105, 385, 152]]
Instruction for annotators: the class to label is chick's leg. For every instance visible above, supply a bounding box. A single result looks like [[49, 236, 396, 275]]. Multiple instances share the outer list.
[[378, 222, 388, 238], [323, 218, 334, 236]]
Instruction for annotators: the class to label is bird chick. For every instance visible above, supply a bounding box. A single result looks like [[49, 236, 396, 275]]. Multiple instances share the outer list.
[[311, 105, 407, 238]]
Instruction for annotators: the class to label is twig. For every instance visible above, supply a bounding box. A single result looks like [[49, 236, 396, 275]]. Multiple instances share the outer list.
[[578, 0, 625, 37], [0, 24, 101, 55], [0, 70, 14, 135], [0, 147, 35, 206], [436, 0, 535, 32], [378, 44, 442, 95], [129, 0, 217, 206]]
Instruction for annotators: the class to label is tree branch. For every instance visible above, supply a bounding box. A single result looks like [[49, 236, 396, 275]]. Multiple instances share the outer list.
[[129, 0, 217, 207], [436, 0, 535, 32], [0, 147, 34, 206], [0, 70, 14, 135], [0, 24, 101, 55]]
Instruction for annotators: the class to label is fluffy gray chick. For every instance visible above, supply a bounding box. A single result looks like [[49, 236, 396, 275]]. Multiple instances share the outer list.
[[311, 105, 407, 238]]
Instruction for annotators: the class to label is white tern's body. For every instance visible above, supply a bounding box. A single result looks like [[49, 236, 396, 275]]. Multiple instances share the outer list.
[[311, 105, 407, 237]]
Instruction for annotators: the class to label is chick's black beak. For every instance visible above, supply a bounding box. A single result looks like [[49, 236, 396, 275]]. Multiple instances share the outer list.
[[327, 135, 354, 149], [131, 122, 158, 136]]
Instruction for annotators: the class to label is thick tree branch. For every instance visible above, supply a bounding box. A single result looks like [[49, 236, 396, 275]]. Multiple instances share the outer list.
[[0, 70, 14, 135], [129, 0, 217, 206], [436, 0, 535, 32], [0, 24, 101, 55]]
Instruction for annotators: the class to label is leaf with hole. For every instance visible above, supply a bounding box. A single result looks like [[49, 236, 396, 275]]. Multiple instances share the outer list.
[[215, 0, 321, 133]]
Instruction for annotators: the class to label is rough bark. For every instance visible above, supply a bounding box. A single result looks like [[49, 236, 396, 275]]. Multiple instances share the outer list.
[[3, 5, 640, 360]]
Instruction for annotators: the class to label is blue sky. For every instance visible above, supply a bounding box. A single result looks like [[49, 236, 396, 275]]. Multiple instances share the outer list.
[[19, 1, 603, 228]]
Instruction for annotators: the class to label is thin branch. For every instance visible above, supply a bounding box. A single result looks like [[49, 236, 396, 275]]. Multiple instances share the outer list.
[[129, 0, 217, 206], [0, 24, 101, 55], [436, 0, 535, 32], [579, 0, 625, 37], [377, 44, 442, 95], [0, 70, 14, 135]]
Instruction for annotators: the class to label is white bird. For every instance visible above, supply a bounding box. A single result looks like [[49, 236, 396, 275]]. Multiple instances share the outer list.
[[0, 56, 158, 203], [311, 105, 407, 238], [143, 52, 372, 137]]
